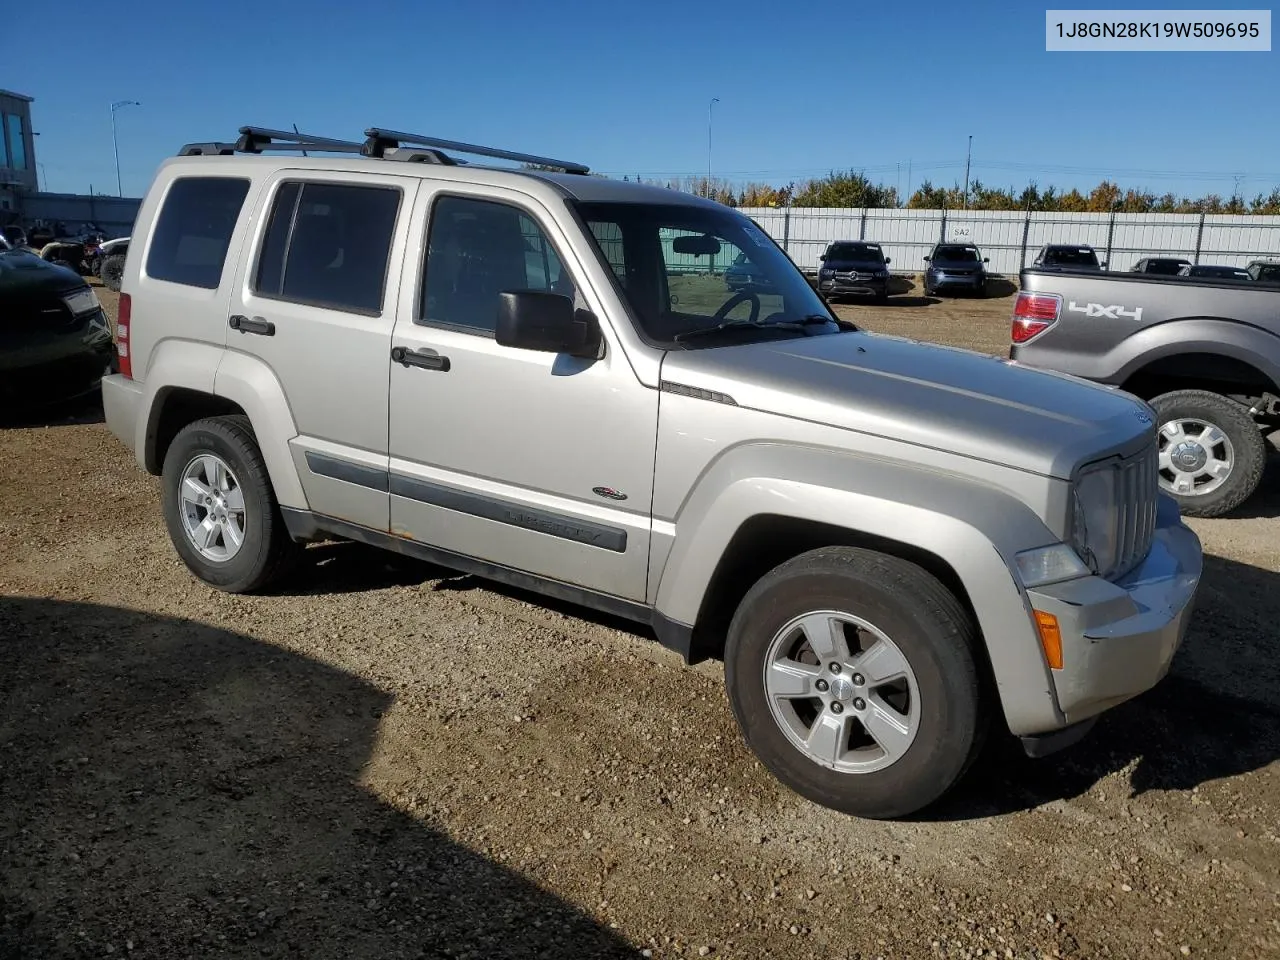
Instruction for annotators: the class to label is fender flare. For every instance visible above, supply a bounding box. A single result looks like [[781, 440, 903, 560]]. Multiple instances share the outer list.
[[652, 444, 1068, 735], [213, 350, 308, 510], [1107, 318, 1280, 391]]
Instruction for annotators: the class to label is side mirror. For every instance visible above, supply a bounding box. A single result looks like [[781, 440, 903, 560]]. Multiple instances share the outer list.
[[1101, 261, 1108, 268], [922, 255, 931, 262], [884, 257, 892, 265], [818, 254, 827, 261], [496, 291, 601, 358], [983, 257, 990, 263]]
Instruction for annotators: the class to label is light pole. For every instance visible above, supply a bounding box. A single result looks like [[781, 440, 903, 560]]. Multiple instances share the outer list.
[[962, 135, 973, 210], [111, 100, 141, 197], [707, 97, 719, 198]]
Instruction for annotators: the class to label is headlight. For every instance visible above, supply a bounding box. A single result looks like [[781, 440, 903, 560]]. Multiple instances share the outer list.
[[62, 287, 101, 316], [1014, 543, 1089, 587], [1069, 467, 1120, 575]]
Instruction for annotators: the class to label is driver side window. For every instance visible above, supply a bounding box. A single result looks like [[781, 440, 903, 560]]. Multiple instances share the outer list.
[[658, 228, 784, 320]]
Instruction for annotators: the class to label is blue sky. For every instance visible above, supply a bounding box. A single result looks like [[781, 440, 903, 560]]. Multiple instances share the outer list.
[[7, 0, 1278, 200]]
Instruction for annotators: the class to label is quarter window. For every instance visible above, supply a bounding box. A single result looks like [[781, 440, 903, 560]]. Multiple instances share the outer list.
[[421, 195, 575, 334], [145, 177, 251, 289], [254, 180, 400, 315]]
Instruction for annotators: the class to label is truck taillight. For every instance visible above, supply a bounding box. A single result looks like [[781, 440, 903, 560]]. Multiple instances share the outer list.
[[1011, 292, 1062, 344], [116, 293, 132, 379]]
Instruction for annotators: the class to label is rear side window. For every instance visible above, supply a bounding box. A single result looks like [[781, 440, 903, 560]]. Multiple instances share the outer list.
[[146, 177, 251, 288], [253, 180, 400, 315]]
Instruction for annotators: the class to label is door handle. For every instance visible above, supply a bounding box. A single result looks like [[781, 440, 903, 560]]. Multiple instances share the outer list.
[[391, 346, 450, 372], [229, 315, 276, 336]]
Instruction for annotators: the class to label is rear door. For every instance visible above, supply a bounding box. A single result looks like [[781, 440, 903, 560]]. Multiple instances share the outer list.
[[222, 168, 417, 531]]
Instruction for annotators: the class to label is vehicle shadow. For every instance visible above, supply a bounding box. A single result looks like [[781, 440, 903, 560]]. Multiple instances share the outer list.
[[0, 596, 641, 959], [983, 277, 1019, 299], [921, 551, 1280, 821], [0, 390, 105, 430], [281, 540, 652, 637]]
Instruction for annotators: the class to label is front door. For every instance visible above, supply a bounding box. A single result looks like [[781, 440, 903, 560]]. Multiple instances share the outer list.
[[386, 185, 657, 602]]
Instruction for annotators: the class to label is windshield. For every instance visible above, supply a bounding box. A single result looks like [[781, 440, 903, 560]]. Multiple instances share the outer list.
[[573, 201, 842, 348], [932, 245, 980, 262], [826, 242, 884, 262], [1045, 247, 1099, 265]]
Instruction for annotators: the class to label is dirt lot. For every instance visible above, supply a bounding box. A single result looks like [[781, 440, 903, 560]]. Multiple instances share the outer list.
[[2, 281, 1278, 960]]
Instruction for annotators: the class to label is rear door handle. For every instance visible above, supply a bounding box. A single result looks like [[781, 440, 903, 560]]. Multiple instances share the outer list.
[[391, 346, 450, 372], [229, 315, 275, 336]]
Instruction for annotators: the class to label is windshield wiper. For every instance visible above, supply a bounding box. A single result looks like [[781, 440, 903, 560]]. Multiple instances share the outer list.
[[673, 315, 837, 344]]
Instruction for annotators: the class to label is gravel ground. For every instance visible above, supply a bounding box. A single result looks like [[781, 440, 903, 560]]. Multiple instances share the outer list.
[[2, 280, 1278, 959]]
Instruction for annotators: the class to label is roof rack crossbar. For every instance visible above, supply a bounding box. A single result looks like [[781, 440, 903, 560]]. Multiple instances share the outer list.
[[362, 127, 589, 174], [177, 127, 365, 157]]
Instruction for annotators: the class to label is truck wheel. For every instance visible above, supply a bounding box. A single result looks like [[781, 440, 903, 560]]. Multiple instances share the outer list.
[[724, 546, 986, 819], [100, 254, 125, 292], [161, 415, 301, 593], [1150, 389, 1266, 518]]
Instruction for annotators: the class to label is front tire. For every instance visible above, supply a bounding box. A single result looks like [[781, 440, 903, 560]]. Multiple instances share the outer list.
[[161, 415, 301, 593], [1150, 389, 1266, 518], [724, 546, 986, 819]]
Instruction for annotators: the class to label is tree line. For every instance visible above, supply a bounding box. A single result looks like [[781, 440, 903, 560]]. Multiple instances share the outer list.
[[638, 171, 1280, 215]]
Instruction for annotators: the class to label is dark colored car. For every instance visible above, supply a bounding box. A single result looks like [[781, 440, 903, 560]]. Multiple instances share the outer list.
[[922, 242, 989, 297], [1033, 244, 1106, 270], [1, 225, 29, 250], [723, 251, 778, 294], [1246, 259, 1280, 282], [1131, 256, 1191, 275], [816, 241, 892, 302], [1178, 263, 1253, 281], [1, 248, 116, 409]]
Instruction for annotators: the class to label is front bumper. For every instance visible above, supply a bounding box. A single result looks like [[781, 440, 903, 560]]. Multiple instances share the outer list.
[[818, 275, 889, 296], [0, 314, 115, 406], [928, 272, 984, 290], [1025, 495, 1202, 731]]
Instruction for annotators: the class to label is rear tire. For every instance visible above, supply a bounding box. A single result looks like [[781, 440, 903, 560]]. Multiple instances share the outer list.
[[724, 546, 987, 819], [101, 253, 125, 292], [161, 415, 302, 593], [1150, 389, 1266, 518]]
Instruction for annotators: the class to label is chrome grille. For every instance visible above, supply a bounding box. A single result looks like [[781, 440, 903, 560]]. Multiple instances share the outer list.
[[1108, 442, 1159, 580]]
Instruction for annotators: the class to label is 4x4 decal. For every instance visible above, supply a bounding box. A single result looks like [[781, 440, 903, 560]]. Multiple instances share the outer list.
[[1067, 300, 1144, 322]]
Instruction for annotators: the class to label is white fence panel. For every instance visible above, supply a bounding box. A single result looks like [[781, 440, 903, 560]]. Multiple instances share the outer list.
[[739, 207, 1280, 277]]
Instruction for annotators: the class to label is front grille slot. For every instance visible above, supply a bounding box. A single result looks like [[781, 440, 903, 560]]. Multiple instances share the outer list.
[[1108, 442, 1159, 580]]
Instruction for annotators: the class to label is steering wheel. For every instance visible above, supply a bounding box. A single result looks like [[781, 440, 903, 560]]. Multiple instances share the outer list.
[[714, 291, 761, 323]]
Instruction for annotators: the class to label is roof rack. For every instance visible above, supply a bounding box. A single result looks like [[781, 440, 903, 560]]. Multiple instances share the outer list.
[[178, 126, 366, 157], [177, 125, 590, 175], [361, 127, 590, 174]]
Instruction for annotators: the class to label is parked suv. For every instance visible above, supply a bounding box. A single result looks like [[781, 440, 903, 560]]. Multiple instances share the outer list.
[[1130, 257, 1191, 275], [922, 242, 989, 297], [816, 241, 892, 303], [101, 125, 1202, 820], [1247, 259, 1280, 282], [1034, 244, 1106, 270]]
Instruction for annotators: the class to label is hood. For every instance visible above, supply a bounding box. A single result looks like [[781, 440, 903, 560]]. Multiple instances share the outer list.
[[0, 249, 87, 298], [930, 258, 984, 270], [660, 330, 1154, 479]]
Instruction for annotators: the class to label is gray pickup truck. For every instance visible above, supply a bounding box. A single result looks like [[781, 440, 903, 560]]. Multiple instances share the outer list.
[[1011, 266, 1280, 516]]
